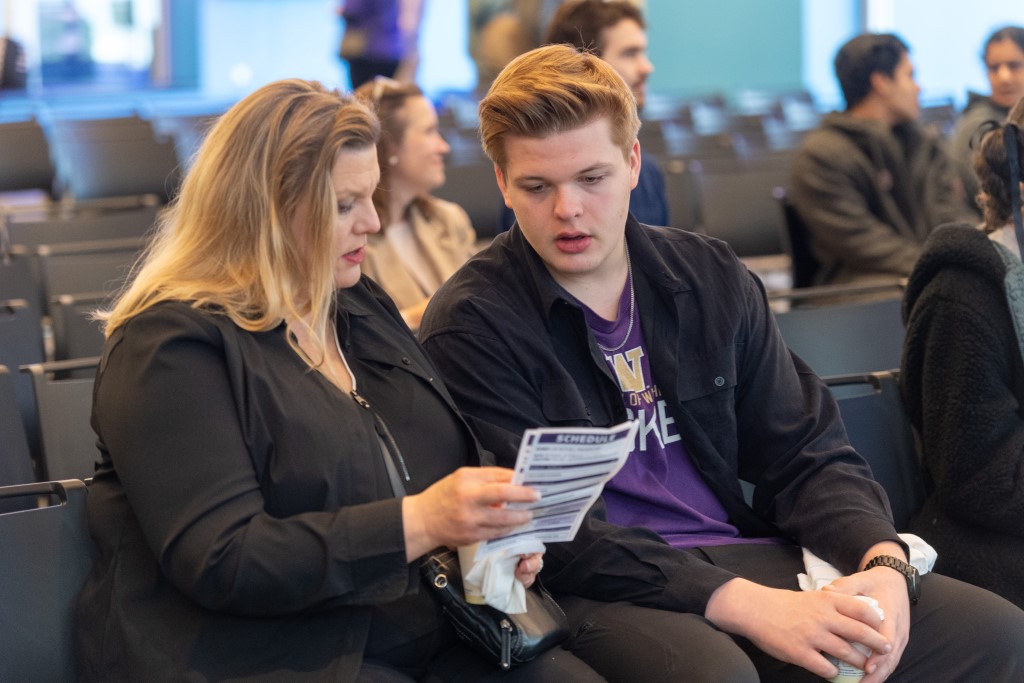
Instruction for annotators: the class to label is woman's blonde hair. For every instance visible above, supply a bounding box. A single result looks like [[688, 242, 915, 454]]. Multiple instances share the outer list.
[[478, 43, 641, 173], [101, 79, 379, 366]]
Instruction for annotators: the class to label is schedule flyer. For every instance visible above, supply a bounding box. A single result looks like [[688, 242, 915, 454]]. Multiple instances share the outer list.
[[478, 421, 639, 556]]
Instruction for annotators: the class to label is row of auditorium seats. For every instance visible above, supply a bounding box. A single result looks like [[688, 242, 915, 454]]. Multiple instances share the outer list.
[[0, 365, 926, 678], [0, 111, 220, 204], [0, 203, 155, 470], [0, 279, 910, 492], [0, 113, 207, 204], [440, 86, 958, 164]]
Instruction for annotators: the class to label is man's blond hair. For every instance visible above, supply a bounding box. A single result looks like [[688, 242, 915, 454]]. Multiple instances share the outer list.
[[478, 43, 640, 173]]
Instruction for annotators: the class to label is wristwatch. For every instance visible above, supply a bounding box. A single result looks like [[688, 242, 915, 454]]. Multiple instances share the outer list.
[[864, 555, 920, 605]]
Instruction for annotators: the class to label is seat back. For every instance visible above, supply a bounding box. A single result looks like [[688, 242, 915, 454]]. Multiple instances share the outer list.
[[663, 159, 704, 233], [50, 291, 107, 360], [434, 161, 507, 238], [150, 112, 220, 170], [0, 479, 94, 681], [0, 118, 57, 196], [828, 372, 926, 529], [0, 247, 42, 309], [0, 299, 46, 458], [3, 203, 159, 250], [0, 366, 36, 506], [773, 294, 904, 378], [34, 236, 144, 311], [49, 115, 182, 203], [22, 358, 100, 481], [694, 165, 787, 257], [778, 194, 820, 288]]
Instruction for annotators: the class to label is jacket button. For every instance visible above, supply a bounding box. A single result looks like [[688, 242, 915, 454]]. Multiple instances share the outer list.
[[714, 376, 725, 387], [401, 357, 411, 365]]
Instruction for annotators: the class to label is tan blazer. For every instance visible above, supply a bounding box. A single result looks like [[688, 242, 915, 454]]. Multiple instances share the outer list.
[[363, 197, 477, 310]]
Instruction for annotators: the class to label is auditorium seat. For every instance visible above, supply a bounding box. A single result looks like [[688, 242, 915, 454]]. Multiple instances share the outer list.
[[48, 115, 182, 203], [150, 112, 221, 170], [773, 290, 905, 378], [434, 161, 507, 238], [0, 479, 94, 681], [827, 372, 926, 529], [50, 291, 107, 361], [777, 192, 820, 288], [0, 117, 58, 198], [693, 164, 787, 257], [22, 358, 100, 481], [0, 365, 36, 501], [33, 236, 145, 312], [0, 298, 46, 459], [3, 203, 159, 250], [662, 159, 703, 233]]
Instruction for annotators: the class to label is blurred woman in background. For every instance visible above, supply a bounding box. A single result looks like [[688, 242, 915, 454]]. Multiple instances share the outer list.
[[356, 77, 477, 330], [949, 26, 1024, 217]]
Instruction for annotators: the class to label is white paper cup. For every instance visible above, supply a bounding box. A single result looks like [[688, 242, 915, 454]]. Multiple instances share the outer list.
[[827, 595, 885, 683]]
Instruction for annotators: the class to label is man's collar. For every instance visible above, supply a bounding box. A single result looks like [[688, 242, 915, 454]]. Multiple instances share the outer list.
[[502, 223, 577, 319], [504, 215, 689, 322]]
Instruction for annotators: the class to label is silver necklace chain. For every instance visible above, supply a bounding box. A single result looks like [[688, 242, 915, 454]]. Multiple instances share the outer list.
[[597, 248, 635, 353]]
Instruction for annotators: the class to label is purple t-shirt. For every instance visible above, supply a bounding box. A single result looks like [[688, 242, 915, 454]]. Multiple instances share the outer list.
[[580, 275, 754, 548]]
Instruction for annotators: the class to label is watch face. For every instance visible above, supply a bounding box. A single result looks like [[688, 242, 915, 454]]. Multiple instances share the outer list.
[[908, 565, 921, 605]]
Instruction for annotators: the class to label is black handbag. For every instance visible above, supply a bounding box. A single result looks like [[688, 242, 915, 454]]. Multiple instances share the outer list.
[[420, 548, 569, 670]]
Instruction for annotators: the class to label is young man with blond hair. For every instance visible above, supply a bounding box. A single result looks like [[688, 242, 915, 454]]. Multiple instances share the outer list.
[[420, 43, 1024, 682]]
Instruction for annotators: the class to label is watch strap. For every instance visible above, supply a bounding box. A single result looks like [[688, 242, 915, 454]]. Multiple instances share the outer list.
[[865, 554, 920, 605]]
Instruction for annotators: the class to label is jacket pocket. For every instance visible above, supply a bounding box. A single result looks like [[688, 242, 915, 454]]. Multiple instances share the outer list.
[[676, 345, 738, 401]]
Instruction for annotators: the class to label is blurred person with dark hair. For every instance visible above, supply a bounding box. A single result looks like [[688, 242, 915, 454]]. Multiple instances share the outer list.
[[949, 26, 1024, 218], [901, 96, 1024, 610], [790, 33, 970, 287], [355, 77, 477, 330]]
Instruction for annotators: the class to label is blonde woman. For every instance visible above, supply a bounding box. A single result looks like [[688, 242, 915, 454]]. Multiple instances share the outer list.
[[356, 78, 477, 329], [76, 79, 595, 682]]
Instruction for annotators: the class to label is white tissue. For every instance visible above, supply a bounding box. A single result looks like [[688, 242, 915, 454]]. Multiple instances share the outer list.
[[463, 539, 546, 614], [797, 533, 937, 592]]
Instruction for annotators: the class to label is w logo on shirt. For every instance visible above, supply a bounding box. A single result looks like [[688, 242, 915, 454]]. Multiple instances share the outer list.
[[607, 347, 646, 393]]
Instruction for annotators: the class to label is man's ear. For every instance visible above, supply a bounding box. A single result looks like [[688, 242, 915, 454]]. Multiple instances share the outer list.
[[628, 139, 641, 191], [495, 165, 513, 209], [869, 70, 892, 98]]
